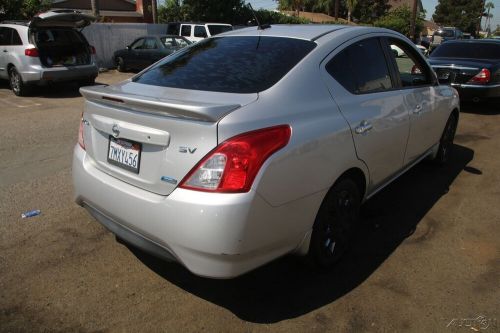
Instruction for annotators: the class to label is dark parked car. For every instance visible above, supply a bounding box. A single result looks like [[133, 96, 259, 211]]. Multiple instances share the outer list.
[[428, 39, 500, 102], [113, 35, 191, 72]]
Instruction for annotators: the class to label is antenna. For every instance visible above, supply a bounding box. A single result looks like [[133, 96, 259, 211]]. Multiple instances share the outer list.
[[247, 3, 270, 30]]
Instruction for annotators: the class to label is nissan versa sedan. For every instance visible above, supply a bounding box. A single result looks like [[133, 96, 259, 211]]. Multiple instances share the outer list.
[[73, 25, 460, 278]]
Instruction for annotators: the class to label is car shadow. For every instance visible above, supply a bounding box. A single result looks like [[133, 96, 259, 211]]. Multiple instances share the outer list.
[[460, 101, 500, 115], [0, 80, 106, 99], [123, 144, 474, 324]]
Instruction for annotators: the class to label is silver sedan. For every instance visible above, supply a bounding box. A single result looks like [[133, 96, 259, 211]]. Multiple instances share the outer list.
[[73, 25, 459, 278]]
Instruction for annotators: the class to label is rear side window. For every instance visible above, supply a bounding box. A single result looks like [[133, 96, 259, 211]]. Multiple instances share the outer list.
[[12, 29, 22, 45], [431, 42, 500, 60], [181, 25, 191, 37], [133, 36, 316, 93], [0, 27, 12, 45], [326, 38, 393, 94], [207, 25, 232, 36]]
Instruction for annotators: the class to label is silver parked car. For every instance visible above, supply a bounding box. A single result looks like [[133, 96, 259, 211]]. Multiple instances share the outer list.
[[73, 25, 460, 278], [0, 10, 98, 96]]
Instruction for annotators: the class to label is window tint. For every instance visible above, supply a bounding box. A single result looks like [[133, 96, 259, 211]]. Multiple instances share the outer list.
[[181, 25, 191, 37], [194, 26, 207, 38], [133, 36, 316, 93], [11, 29, 22, 45], [207, 25, 232, 36], [0, 27, 11, 45], [430, 42, 500, 60], [388, 38, 432, 87], [326, 38, 393, 94], [130, 38, 144, 50], [144, 38, 158, 49]]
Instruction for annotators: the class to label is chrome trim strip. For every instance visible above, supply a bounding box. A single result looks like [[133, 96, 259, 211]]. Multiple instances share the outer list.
[[451, 83, 500, 89], [431, 65, 479, 71]]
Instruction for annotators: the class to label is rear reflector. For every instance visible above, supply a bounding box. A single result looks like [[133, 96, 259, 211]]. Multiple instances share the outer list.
[[468, 68, 490, 84], [24, 48, 39, 57], [78, 113, 85, 150], [89, 45, 96, 55], [180, 125, 291, 193]]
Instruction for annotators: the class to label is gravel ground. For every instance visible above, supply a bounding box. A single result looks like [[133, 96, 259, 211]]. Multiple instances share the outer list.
[[0, 71, 498, 332]]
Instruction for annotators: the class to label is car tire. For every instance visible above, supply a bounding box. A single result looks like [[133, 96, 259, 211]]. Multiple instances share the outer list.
[[307, 178, 361, 269], [116, 57, 126, 72], [9, 67, 30, 96], [433, 113, 458, 165]]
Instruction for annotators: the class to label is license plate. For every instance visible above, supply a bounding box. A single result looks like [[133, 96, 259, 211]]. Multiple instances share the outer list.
[[437, 70, 454, 82], [107, 136, 141, 173]]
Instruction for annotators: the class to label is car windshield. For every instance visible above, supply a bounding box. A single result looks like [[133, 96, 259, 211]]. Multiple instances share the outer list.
[[431, 42, 500, 59], [133, 36, 316, 93], [434, 29, 454, 38], [206, 25, 232, 36]]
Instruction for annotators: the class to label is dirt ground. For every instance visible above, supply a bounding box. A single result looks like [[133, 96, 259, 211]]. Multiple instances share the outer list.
[[0, 71, 498, 332]]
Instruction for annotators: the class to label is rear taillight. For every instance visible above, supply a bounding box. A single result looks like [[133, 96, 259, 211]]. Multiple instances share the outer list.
[[78, 113, 85, 150], [24, 48, 39, 57], [468, 68, 490, 84], [180, 125, 291, 193], [89, 45, 96, 54]]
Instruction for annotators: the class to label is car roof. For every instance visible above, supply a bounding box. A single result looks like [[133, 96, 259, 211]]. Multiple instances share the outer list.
[[0, 23, 28, 31], [443, 39, 500, 45], [218, 24, 386, 42], [138, 34, 186, 38]]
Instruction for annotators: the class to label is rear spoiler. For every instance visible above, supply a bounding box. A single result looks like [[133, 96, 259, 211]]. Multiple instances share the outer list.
[[80, 85, 241, 122]]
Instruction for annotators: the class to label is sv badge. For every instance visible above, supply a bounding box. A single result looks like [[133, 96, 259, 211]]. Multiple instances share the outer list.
[[179, 146, 197, 154]]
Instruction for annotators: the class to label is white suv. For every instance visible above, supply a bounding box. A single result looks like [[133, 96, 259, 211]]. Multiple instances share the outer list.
[[0, 10, 98, 96], [167, 22, 233, 42]]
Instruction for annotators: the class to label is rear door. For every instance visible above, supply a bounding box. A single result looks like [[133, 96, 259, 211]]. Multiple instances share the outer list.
[[0, 27, 12, 78], [322, 36, 410, 188], [385, 37, 444, 164]]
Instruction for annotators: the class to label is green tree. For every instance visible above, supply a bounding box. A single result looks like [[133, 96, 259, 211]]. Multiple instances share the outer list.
[[346, 0, 357, 24], [374, 5, 424, 37], [432, 0, 484, 34], [352, 0, 389, 23], [0, 0, 51, 21]]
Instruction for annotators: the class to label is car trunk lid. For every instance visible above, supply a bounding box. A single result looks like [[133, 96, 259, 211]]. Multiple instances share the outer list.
[[80, 82, 257, 196], [29, 10, 95, 30], [430, 58, 497, 84]]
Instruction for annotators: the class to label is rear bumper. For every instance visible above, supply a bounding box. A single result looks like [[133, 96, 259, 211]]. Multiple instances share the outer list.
[[72, 145, 306, 278], [451, 83, 500, 101], [21, 64, 98, 84]]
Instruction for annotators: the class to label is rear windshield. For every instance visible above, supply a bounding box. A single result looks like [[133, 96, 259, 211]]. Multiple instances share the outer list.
[[431, 42, 500, 59], [434, 29, 454, 38], [133, 36, 316, 93], [207, 25, 232, 36]]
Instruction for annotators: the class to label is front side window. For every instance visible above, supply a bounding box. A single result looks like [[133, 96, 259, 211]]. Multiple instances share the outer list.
[[326, 38, 393, 94], [130, 38, 144, 50], [194, 26, 207, 38], [133, 36, 316, 93], [388, 38, 432, 87]]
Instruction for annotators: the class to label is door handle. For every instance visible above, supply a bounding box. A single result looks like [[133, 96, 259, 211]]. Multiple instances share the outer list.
[[355, 120, 373, 135], [413, 104, 422, 114]]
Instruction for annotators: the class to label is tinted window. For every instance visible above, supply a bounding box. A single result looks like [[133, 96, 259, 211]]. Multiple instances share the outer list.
[[133, 36, 316, 93], [388, 38, 432, 87], [181, 25, 191, 37], [326, 38, 393, 94], [0, 27, 11, 45], [207, 25, 232, 36], [144, 38, 158, 49], [11, 29, 22, 45], [431, 42, 500, 59], [434, 29, 455, 38], [194, 26, 207, 38], [130, 38, 144, 50]]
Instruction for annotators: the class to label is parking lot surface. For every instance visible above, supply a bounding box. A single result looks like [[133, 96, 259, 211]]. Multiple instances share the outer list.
[[0, 71, 498, 332]]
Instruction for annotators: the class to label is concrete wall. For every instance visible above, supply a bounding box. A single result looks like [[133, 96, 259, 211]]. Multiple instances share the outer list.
[[82, 23, 169, 69]]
